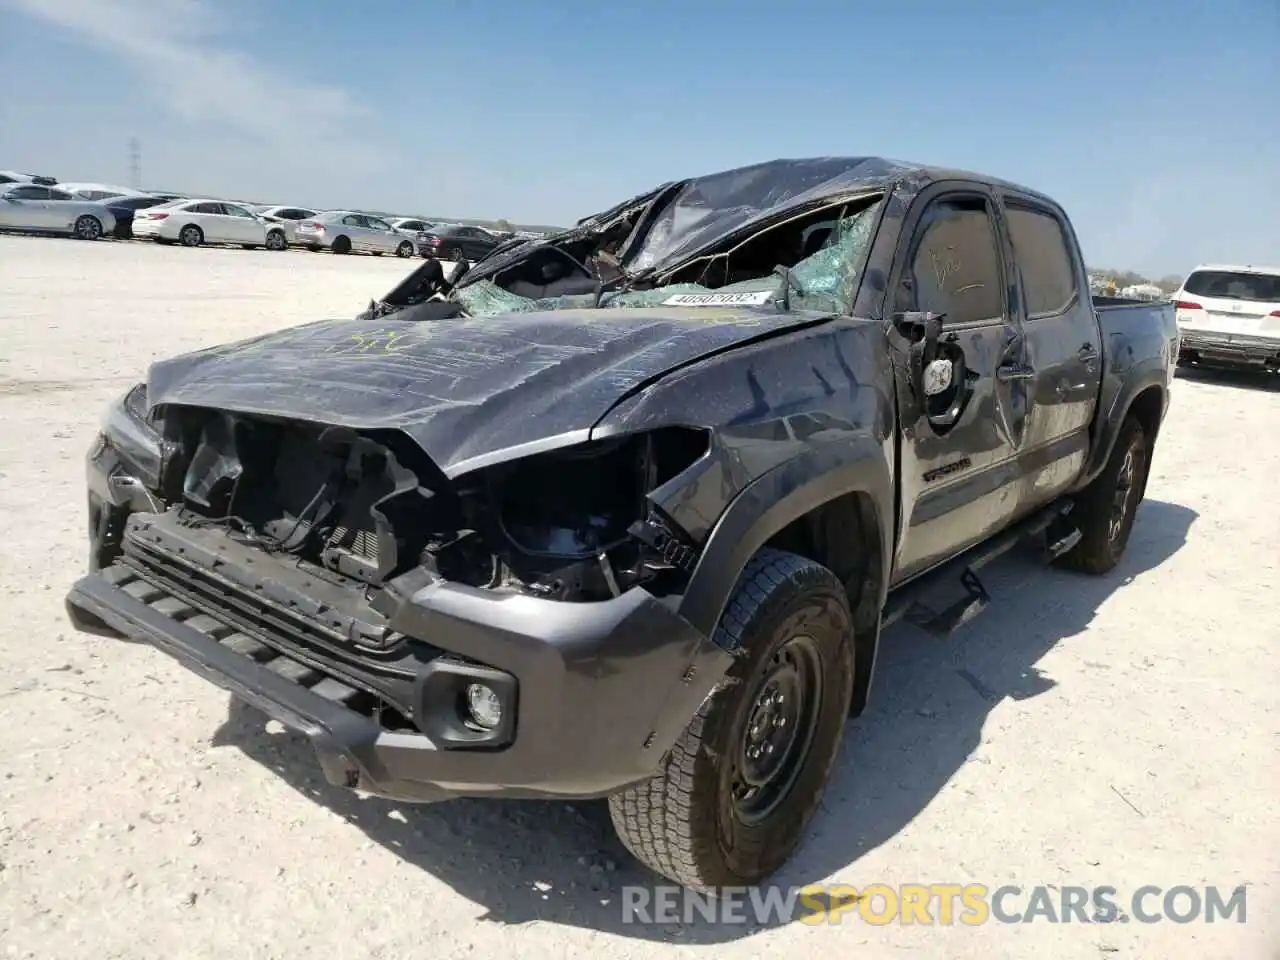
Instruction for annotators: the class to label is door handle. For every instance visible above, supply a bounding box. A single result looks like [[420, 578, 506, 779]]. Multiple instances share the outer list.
[[997, 362, 1035, 382], [1078, 344, 1099, 361]]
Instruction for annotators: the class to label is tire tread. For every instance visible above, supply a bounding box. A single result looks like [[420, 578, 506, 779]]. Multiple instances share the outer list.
[[609, 548, 851, 891]]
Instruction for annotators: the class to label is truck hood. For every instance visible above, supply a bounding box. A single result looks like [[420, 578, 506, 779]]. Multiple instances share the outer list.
[[146, 306, 832, 476]]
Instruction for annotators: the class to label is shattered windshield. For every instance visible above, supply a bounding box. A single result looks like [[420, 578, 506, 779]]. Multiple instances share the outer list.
[[455, 199, 883, 318]]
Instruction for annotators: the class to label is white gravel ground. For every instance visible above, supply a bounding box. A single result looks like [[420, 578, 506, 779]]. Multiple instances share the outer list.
[[0, 235, 1276, 960]]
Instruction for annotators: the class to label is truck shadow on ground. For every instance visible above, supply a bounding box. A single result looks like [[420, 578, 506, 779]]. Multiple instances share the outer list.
[[1175, 364, 1280, 392], [213, 498, 1196, 943]]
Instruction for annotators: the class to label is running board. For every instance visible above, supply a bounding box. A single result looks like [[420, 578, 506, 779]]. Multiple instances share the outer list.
[[882, 501, 1073, 637]]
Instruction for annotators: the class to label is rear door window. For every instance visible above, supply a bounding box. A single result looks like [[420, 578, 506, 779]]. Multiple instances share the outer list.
[[1005, 204, 1079, 318]]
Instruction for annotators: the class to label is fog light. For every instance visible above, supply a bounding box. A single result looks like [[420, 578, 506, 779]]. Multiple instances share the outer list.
[[463, 683, 503, 730]]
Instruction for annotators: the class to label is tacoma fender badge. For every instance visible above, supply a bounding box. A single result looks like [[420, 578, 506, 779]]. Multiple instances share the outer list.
[[923, 457, 971, 483]]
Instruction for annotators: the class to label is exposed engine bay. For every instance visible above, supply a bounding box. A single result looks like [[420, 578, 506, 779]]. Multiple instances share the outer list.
[[161, 407, 711, 604]]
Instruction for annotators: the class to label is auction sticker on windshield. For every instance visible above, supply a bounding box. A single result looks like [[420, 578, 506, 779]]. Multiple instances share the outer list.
[[662, 291, 774, 307]]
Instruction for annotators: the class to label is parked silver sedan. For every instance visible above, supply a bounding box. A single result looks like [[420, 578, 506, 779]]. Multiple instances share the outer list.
[[294, 210, 417, 257], [0, 182, 116, 239]]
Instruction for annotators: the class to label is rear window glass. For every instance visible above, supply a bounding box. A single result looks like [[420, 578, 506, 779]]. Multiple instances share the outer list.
[[1183, 270, 1280, 303]]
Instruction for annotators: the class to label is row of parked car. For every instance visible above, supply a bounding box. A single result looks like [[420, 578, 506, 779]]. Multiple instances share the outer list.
[[0, 169, 530, 261]]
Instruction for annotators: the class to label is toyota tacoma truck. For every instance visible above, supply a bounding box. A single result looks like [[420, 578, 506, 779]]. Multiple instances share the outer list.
[[67, 157, 1179, 892]]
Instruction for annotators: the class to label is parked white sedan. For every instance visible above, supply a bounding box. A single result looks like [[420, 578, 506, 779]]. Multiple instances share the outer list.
[[132, 198, 290, 250], [0, 182, 116, 239], [294, 210, 418, 257], [250, 204, 320, 243]]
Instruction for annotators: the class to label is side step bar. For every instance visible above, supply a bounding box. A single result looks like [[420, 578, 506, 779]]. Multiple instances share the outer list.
[[882, 501, 1076, 637]]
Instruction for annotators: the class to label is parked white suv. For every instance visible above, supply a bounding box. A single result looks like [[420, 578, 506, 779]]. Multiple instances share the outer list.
[[1173, 264, 1280, 371]]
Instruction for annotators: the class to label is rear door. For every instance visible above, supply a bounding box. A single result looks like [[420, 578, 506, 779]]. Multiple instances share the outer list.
[[997, 194, 1101, 503], [887, 185, 1031, 583], [1176, 268, 1280, 341], [186, 202, 226, 241]]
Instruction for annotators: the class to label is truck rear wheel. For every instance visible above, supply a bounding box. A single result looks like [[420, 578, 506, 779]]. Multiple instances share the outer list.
[[608, 548, 854, 892], [1056, 415, 1150, 575]]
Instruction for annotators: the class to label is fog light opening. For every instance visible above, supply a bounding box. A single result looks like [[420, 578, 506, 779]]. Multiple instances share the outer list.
[[462, 682, 503, 731]]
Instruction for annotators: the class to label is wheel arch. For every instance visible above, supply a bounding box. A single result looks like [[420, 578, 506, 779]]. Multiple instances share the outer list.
[[676, 438, 894, 717], [1077, 371, 1168, 491]]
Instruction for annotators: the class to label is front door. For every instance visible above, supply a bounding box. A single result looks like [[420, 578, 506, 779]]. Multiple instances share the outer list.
[[1, 185, 52, 228], [365, 216, 395, 252], [887, 189, 1031, 584], [221, 203, 264, 243]]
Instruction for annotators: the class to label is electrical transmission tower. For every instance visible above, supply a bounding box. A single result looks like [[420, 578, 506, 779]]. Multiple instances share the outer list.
[[129, 138, 141, 189]]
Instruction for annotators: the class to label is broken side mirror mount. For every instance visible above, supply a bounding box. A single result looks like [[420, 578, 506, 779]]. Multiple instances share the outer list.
[[890, 311, 968, 432], [890, 310, 944, 397]]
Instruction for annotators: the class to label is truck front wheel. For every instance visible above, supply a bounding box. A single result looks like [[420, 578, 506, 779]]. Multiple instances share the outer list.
[[608, 547, 855, 892], [1056, 414, 1150, 575]]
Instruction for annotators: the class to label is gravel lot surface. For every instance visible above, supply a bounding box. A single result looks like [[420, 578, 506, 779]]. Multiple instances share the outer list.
[[0, 235, 1276, 959]]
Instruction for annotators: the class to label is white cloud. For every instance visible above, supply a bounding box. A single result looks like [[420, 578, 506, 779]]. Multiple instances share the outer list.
[[2, 0, 387, 173]]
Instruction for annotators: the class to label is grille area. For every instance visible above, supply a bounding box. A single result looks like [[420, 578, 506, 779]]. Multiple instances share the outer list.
[[96, 562, 392, 716], [118, 513, 430, 725]]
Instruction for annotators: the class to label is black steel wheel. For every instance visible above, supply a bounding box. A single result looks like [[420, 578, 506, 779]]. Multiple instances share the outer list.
[[1055, 415, 1150, 574], [729, 635, 824, 825], [609, 547, 855, 892]]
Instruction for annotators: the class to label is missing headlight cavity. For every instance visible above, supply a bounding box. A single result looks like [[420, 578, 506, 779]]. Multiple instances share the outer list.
[[166, 406, 709, 603], [456, 426, 711, 601]]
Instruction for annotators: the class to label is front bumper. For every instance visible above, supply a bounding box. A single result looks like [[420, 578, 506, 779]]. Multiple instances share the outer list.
[[1178, 329, 1280, 367], [68, 449, 732, 804]]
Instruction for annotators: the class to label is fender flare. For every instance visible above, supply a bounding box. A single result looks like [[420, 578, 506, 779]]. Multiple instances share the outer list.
[[676, 435, 894, 642], [1077, 365, 1168, 490]]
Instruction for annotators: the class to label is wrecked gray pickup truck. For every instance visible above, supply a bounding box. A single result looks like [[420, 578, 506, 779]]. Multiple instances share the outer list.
[[67, 157, 1179, 892]]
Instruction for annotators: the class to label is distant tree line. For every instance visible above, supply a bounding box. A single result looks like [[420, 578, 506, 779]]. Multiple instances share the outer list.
[[1088, 268, 1185, 294]]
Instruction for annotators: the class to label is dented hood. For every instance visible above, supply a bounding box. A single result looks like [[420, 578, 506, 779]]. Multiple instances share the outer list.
[[146, 305, 830, 476]]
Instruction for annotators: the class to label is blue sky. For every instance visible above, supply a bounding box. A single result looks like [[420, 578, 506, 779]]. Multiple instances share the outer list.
[[0, 0, 1275, 276]]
